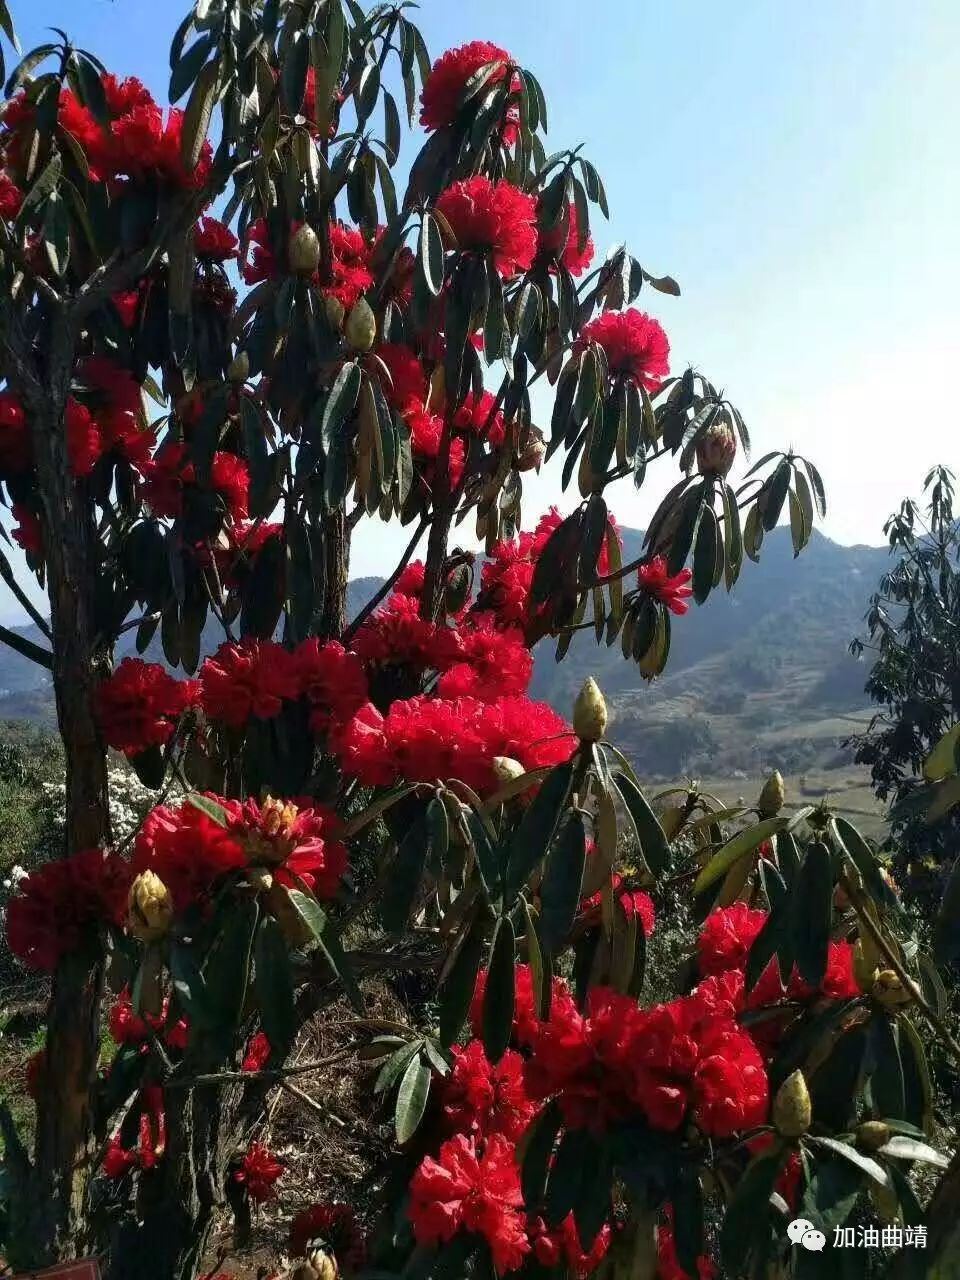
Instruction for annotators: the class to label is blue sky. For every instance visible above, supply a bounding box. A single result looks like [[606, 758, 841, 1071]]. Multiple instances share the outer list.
[[2, 0, 959, 617]]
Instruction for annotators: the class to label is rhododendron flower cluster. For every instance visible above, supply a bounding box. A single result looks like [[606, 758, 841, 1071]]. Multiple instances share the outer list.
[[420, 41, 513, 132], [528, 1213, 611, 1279], [140, 442, 250, 521], [579, 309, 671, 393], [408, 1133, 530, 1276], [102, 1084, 167, 1179], [435, 176, 538, 279], [109, 986, 188, 1053], [637, 557, 695, 616], [242, 219, 376, 310], [537, 201, 595, 277], [336, 693, 574, 795], [5, 848, 130, 972], [234, 1142, 283, 1202], [96, 658, 200, 757], [440, 1041, 536, 1142]]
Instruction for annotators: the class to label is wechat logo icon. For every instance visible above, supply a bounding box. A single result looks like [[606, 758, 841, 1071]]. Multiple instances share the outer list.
[[787, 1219, 826, 1252]]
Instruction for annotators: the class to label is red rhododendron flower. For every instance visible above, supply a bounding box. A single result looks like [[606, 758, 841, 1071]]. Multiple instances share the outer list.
[[0, 170, 23, 218], [234, 1142, 283, 1202], [199, 639, 301, 728], [11, 503, 42, 556], [436, 177, 537, 278], [580, 865, 656, 937], [691, 1018, 768, 1137], [580, 309, 670, 393], [436, 620, 532, 702], [141, 442, 249, 521], [441, 1040, 536, 1142], [637, 556, 694, 616], [102, 74, 154, 117], [294, 638, 369, 737], [0, 390, 30, 474], [404, 405, 467, 487], [697, 903, 769, 977], [337, 694, 574, 796], [99, 406, 155, 470], [420, 41, 512, 132], [241, 218, 281, 284], [194, 216, 239, 261], [375, 342, 428, 412], [353, 591, 462, 674], [5, 848, 130, 972], [529, 1213, 611, 1278], [102, 1136, 137, 1179], [108, 103, 212, 188], [408, 1133, 530, 1276], [111, 289, 141, 328], [77, 355, 143, 417], [328, 222, 376, 309], [290, 1202, 366, 1268], [131, 798, 246, 911], [96, 658, 199, 756], [65, 398, 103, 477], [242, 1030, 272, 1073], [452, 389, 506, 447], [538, 201, 595, 277], [109, 986, 187, 1052], [226, 795, 348, 899]]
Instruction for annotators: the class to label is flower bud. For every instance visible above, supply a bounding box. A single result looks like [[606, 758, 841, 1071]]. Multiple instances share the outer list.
[[772, 1069, 812, 1138], [492, 756, 525, 783], [757, 770, 785, 818], [573, 677, 608, 743], [855, 1120, 891, 1152], [344, 297, 377, 351], [306, 1251, 338, 1280], [324, 295, 345, 330], [227, 351, 250, 383], [127, 870, 174, 943], [518, 426, 546, 473], [871, 969, 917, 1008], [696, 420, 737, 477], [289, 223, 321, 275]]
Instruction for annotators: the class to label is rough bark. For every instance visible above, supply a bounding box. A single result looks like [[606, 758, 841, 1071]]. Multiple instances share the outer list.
[[20, 311, 113, 1263], [318, 507, 350, 639]]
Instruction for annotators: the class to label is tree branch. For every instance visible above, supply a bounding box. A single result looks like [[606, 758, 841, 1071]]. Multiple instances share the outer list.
[[0, 622, 53, 669], [342, 516, 429, 641], [0, 544, 51, 639]]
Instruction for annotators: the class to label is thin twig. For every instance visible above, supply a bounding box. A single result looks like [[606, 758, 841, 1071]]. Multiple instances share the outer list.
[[281, 1080, 347, 1129], [342, 516, 429, 641], [167, 1050, 355, 1090]]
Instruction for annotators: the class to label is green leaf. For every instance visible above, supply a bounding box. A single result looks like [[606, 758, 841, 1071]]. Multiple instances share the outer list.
[[762, 462, 792, 532], [395, 1052, 431, 1144], [802, 457, 827, 517], [792, 840, 833, 988], [693, 816, 785, 895], [831, 817, 904, 918], [19, 151, 61, 219], [169, 32, 214, 103], [186, 792, 229, 827], [5, 43, 56, 96], [439, 918, 485, 1048], [540, 810, 587, 954], [720, 1146, 783, 1271], [504, 761, 573, 903], [869, 1012, 904, 1121], [612, 771, 670, 877], [374, 1039, 421, 1095], [666, 488, 703, 577], [482, 915, 516, 1064], [692, 506, 718, 604], [877, 1135, 948, 1168], [419, 210, 444, 296], [254, 917, 297, 1058], [181, 60, 218, 172], [382, 813, 431, 933], [806, 1135, 889, 1187], [672, 1167, 704, 1280], [925, 723, 960, 781], [545, 1127, 593, 1227], [521, 1098, 563, 1209], [203, 898, 259, 1058], [321, 361, 361, 451]]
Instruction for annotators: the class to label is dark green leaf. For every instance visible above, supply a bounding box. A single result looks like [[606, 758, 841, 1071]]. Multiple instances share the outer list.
[[540, 810, 587, 954], [933, 854, 960, 966], [169, 33, 214, 103], [186, 792, 229, 827], [482, 915, 516, 1064], [807, 1135, 888, 1187], [612, 771, 670, 877], [439, 918, 485, 1048], [870, 1013, 904, 1121], [419, 210, 444, 296], [545, 1127, 593, 1227], [504, 761, 573, 903], [254, 918, 297, 1058], [521, 1099, 562, 1209], [321, 361, 361, 451], [762, 462, 792, 532], [719, 1147, 783, 1271], [382, 813, 430, 933], [792, 840, 833, 988], [395, 1052, 431, 1144], [692, 506, 718, 604]]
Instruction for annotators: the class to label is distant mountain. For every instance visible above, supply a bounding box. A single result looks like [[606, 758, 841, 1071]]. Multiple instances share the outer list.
[[0, 530, 891, 786]]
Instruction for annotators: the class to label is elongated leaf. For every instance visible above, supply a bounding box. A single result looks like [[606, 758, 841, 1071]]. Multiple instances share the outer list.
[[419, 210, 444, 296], [504, 761, 573, 902], [832, 817, 903, 917], [807, 1135, 889, 1187], [321, 361, 361, 450], [877, 1135, 948, 1168], [870, 1012, 904, 1121], [395, 1052, 431, 1144], [720, 1147, 783, 1271], [254, 917, 296, 1058], [792, 841, 833, 988], [374, 1039, 421, 1095], [521, 1098, 563, 1208], [439, 918, 485, 1047], [540, 810, 587, 954], [934, 853, 960, 966], [482, 915, 516, 1063], [382, 814, 431, 933], [186, 792, 229, 827], [693, 816, 785, 895], [612, 771, 670, 877]]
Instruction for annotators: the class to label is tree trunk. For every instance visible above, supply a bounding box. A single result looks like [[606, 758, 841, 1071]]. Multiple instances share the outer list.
[[24, 315, 113, 1263], [318, 507, 350, 639]]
